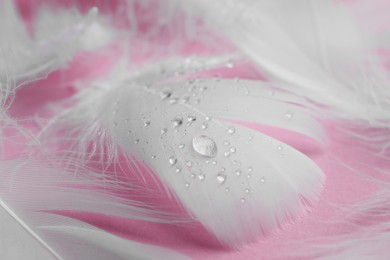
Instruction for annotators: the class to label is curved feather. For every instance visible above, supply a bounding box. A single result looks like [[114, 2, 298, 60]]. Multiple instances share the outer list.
[[44, 59, 325, 246]]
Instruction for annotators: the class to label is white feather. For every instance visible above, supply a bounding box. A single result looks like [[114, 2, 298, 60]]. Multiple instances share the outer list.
[[41, 58, 325, 246]]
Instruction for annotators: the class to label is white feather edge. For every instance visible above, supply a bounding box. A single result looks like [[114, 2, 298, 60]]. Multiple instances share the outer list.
[[0, 158, 188, 260]]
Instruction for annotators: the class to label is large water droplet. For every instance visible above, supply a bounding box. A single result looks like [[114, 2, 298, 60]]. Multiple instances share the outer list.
[[192, 135, 218, 158]]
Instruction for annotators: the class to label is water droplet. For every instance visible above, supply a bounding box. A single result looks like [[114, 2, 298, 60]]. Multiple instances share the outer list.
[[172, 117, 183, 127], [245, 188, 251, 194], [220, 167, 226, 173], [205, 116, 212, 121], [134, 139, 140, 144], [285, 111, 294, 120], [127, 130, 132, 135], [124, 118, 130, 123], [185, 182, 190, 189], [191, 173, 196, 179], [186, 160, 193, 167], [176, 168, 181, 173], [277, 145, 283, 151], [169, 98, 179, 105], [225, 60, 234, 68], [217, 174, 226, 184], [247, 174, 252, 179], [169, 157, 177, 166], [200, 86, 207, 92], [144, 120, 151, 128], [179, 143, 185, 149], [247, 167, 253, 172], [182, 96, 190, 103], [212, 161, 218, 165], [205, 160, 210, 164], [187, 115, 197, 122], [161, 128, 167, 135], [236, 170, 242, 176], [201, 123, 208, 130], [230, 147, 236, 153], [113, 110, 118, 115], [225, 187, 230, 193], [151, 156, 156, 159], [241, 198, 246, 203], [224, 140, 230, 146], [224, 151, 230, 157], [192, 135, 218, 158], [248, 135, 254, 141], [161, 90, 172, 99], [260, 177, 266, 183], [228, 126, 235, 135], [194, 99, 200, 104], [198, 174, 205, 181]]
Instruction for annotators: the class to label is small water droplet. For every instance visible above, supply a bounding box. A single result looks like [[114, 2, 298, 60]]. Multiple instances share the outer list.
[[185, 182, 190, 189], [260, 177, 266, 183], [161, 90, 172, 99], [192, 135, 218, 158], [176, 168, 181, 173], [144, 120, 151, 128], [241, 198, 246, 203], [285, 111, 294, 120], [277, 145, 283, 151], [224, 140, 230, 146], [179, 143, 185, 149], [247, 167, 253, 172], [134, 139, 140, 144], [182, 96, 190, 103], [201, 123, 208, 130], [161, 128, 167, 135], [205, 160, 210, 164], [248, 135, 254, 141], [191, 173, 196, 179], [205, 116, 212, 121], [224, 151, 230, 157], [186, 160, 193, 167], [220, 167, 226, 173], [217, 174, 226, 184], [225, 60, 234, 68], [230, 147, 236, 153], [172, 117, 183, 127], [225, 187, 230, 193], [194, 99, 200, 104], [169, 98, 179, 105], [169, 157, 177, 166], [247, 174, 252, 179], [198, 174, 205, 181], [124, 118, 129, 123], [113, 110, 118, 115], [236, 170, 242, 176], [200, 86, 207, 92], [127, 130, 131, 135], [245, 188, 250, 194], [212, 161, 217, 165], [228, 126, 235, 135], [187, 115, 197, 122], [151, 155, 156, 159]]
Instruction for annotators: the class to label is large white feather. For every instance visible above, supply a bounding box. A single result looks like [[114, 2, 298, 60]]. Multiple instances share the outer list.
[[41, 58, 325, 246]]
